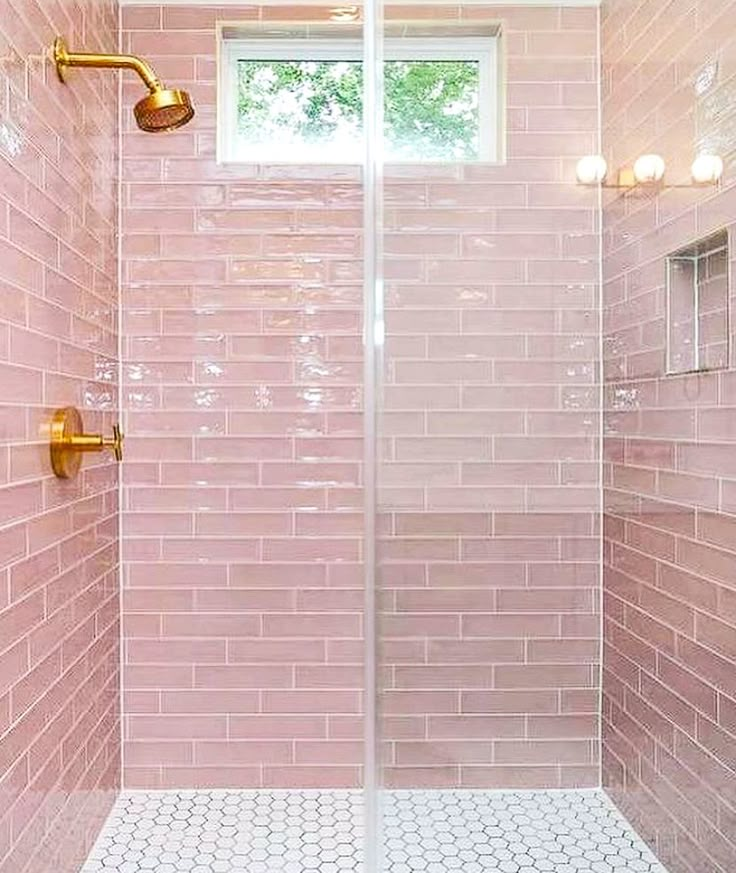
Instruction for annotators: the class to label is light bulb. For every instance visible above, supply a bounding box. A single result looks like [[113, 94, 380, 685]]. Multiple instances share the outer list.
[[691, 153, 724, 184], [576, 155, 608, 185], [633, 154, 666, 184]]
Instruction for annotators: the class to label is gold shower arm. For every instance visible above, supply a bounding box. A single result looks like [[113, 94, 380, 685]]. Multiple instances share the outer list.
[[53, 37, 162, 92], [51, 36, 194, 133]]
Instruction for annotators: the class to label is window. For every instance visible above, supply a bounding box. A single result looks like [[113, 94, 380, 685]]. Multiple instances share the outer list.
[[218, 37, 499, 163]]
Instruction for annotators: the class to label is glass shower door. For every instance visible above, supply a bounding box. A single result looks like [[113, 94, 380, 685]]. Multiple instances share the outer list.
[[371, 4, 601, 866]]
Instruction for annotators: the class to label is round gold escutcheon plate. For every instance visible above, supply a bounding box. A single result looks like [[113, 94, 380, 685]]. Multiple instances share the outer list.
[[50, 406, 83, 479], [52, 36, 70, 84]]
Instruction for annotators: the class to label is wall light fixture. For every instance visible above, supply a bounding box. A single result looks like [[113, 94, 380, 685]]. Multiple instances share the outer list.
[[576, 152, 724, 190], [633, 153, 666, 184], [575, 155, 608, 185], [691, 153, 724, 184]]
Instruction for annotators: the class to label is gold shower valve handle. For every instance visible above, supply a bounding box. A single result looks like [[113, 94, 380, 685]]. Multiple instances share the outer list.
[[105, 424, 124, 462], [50, 407, 124, 479]]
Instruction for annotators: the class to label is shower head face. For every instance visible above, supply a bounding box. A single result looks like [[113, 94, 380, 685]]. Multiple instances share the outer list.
[[134, 88, 194, 132]]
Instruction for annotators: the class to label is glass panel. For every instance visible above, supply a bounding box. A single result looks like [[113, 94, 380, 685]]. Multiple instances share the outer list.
[[126, 0, 370, 845], [362, 1, 383, 870], [374, 5, 601, 868]]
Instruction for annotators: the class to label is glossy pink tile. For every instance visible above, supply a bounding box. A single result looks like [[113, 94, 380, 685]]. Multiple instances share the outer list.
[[377, 2, 600, 790], [602, 1, 736, 871], [120, 1, 366, 788], [0, 0, 120, 868], [120, 0, 602, 794]]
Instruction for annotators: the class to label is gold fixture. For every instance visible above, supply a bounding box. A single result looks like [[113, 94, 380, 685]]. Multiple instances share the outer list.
[[52, 36, 195, 132], [50, 407, 124, 479]]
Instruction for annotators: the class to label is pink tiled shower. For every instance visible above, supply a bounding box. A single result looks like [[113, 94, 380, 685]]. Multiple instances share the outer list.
[[0, 0, 735, 872]]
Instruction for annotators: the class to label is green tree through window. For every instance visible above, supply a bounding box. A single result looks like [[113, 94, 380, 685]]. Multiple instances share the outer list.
[[236, 59, 480, 161]]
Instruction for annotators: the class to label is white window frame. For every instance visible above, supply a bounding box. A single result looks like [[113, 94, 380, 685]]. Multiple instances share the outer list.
[[218, 37, 499, 163]]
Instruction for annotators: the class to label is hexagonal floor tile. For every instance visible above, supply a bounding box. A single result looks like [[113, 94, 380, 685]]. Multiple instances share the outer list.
[[81, 789, 669, 873]]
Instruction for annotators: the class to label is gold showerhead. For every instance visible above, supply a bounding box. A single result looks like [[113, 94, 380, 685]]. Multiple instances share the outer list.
[[52, 36, 195, 133], [135, 89, 194, 133]]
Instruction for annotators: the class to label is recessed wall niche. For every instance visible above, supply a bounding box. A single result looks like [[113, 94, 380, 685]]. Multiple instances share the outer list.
[[666, 229, 730, 374]]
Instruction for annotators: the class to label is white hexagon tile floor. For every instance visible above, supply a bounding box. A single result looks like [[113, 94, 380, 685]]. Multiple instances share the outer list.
[[80, 789, 670, 873]]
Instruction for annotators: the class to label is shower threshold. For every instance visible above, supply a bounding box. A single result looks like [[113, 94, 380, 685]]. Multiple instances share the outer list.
[[81, 788, 668, 873]]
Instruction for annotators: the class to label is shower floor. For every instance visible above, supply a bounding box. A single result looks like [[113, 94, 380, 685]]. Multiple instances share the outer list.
[[81, 788, 668, 873]]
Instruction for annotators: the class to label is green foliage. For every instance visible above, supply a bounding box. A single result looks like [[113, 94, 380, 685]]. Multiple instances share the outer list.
[[236, 58, 479, 160], [384, 61, 479, 159]]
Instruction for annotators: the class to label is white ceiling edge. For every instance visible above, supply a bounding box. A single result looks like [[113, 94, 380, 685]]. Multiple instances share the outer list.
[[120, 0, 601, 7]]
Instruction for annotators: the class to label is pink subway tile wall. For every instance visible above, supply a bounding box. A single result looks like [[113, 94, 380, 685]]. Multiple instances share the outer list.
[[602, 1, 736, 871], [124, 0, 598, 786], [379, 5, 601, 789], [0, 0, 121, 871], [121, 3, 601, 791], [120, 4, 364, 789]]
